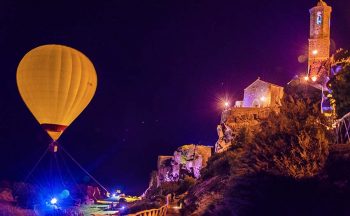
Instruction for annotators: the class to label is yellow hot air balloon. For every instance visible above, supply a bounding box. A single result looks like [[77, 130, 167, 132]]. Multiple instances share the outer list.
[[16, 44, 97, 141]]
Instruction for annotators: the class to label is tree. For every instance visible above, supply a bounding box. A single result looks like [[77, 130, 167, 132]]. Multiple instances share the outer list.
[[328, 49, 350, 118], [246, 82, 331, 178]]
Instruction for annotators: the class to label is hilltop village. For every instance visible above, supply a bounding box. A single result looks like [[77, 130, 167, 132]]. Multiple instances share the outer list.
[[138, 0, 350, 215], [149, 0, 335, 185]]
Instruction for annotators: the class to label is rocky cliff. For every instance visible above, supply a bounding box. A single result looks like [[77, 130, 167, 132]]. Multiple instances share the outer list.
[[157, 145, 212, 186]]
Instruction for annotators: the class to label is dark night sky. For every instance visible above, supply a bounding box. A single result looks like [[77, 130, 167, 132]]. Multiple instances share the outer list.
[[0, 0, 349, 194]]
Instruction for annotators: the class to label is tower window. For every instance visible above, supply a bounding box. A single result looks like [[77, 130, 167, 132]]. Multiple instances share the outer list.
[[316, 12, 322, 25]]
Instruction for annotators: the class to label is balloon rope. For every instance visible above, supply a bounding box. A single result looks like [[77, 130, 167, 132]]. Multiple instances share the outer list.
[[59, 144, 109, 193], [58, 151, 84, 196], [13, 146, 49, 199], [54, 153, 66, 188], [24, 146, 49, 183], [49, 150, 54, 193]]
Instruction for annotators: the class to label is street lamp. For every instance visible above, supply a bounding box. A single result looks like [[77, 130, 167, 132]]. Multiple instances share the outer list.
[[224, 101, 230, 109]]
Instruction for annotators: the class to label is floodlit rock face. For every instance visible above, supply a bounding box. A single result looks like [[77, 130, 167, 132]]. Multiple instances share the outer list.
[[173, 145, 212, 179], [157, 156, 176, 186], [156, 145, 212, 185]]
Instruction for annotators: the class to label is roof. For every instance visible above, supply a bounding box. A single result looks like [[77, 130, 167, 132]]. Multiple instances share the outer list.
[[317, 0, 328, 7], [244, 78, 283, 90]]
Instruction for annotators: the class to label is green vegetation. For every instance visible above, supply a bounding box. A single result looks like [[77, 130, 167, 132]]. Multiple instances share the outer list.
[[157, 175, 196, 196], [328, 49, 350, 118], [247, 82, 331, 178]]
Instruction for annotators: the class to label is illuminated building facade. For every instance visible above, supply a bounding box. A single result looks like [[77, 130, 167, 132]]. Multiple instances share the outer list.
[[308, 0, 332, 81], [236, 78, 284, 108]]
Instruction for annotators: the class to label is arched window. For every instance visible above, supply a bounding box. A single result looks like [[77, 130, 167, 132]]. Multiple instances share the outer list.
[[252, 99, 260, 108]]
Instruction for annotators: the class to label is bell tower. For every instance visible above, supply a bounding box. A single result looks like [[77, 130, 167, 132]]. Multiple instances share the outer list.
[[308, 0, 332, 81]]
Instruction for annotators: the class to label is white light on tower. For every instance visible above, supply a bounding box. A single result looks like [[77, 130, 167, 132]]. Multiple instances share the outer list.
[[311, 76, 317, 82], [312, 50, 318, 55], [260, 96, 266, 102], [304, 76, 309, 81]]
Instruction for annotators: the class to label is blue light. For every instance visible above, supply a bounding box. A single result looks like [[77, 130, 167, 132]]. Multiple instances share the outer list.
[[111, 193, 119, 200], [50, 198, 58, 205]]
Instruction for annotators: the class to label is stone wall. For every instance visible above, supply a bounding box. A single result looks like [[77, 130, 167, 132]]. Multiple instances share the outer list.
[[216, 78, 283, 153], [215, 107, 272, 152]]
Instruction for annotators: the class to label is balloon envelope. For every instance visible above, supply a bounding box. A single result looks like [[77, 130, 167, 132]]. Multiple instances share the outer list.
[[17, 44, 97, 141]]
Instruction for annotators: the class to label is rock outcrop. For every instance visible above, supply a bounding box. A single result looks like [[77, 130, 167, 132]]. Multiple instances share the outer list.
[[157, 145, 212, 186]]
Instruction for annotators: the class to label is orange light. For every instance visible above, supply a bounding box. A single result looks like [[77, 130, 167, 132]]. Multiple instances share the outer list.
[[312, 50, 318, 55], [311, 76, 317, 82], [304, 76, 309, 81], [260, 96, 266, 102]]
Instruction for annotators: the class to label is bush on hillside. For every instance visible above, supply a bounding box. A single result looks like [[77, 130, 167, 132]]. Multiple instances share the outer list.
[[177, 176, 196, 195], [244, 83, 331, 178]]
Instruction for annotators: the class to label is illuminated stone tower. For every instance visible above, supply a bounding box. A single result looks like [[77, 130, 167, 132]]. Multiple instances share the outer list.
[[308, 0, 332, 81]]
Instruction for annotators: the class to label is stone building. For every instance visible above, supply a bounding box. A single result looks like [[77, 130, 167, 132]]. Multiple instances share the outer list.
[[307, 0, 332, 83], [304, 0, 333, 114], [215, 78, 283, 153], [156, 145, 212, 186], [235, 78, 284, 108]]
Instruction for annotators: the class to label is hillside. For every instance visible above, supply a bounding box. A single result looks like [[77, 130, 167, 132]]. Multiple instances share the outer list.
[[181, 82, 350, 216]]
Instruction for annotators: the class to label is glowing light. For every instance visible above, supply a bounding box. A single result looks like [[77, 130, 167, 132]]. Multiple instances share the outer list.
[[216, 94, 232, 111], [50, 198, 58, 205], [60, 189, 70, 198], [312, 50, 318, 55], [304, 76, 309, 81], [260, 96, 266, 102], [224, 101, 230, 108], [311, 76, 317, 82]]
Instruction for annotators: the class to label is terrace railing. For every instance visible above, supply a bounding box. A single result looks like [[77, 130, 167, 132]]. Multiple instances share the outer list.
[[126, 204, 168, 216], [126, 195, 170, 216], [335, 112, 350, 144]]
